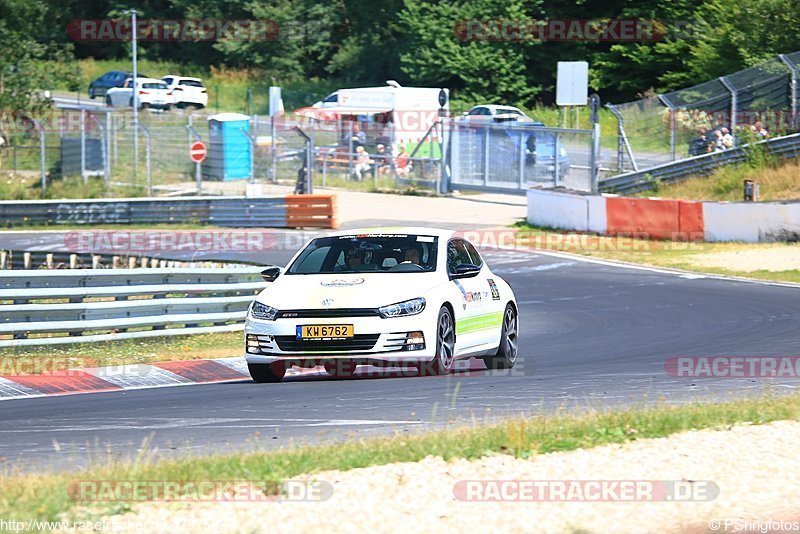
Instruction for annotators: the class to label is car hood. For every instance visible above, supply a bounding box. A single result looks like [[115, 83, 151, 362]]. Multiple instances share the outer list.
[[255, 272, 440, 310]]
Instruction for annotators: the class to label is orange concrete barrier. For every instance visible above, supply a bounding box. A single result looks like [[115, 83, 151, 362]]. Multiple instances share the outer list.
[[677, 201, 704, 241], [606, 197, 680, 240], [285, 194, 338, 229]]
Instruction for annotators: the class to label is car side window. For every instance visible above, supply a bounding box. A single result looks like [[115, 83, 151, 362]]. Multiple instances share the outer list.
[[464, 241, 483, 268], [163, 77, 173, 85], [447, 240, 473, 274]]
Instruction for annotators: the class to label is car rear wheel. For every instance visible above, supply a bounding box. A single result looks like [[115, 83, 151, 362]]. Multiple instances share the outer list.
[[248, 362, 285, 383], [324, 361, 357, 378], [431, 306, 455, 375], [484, 304, 518, 370]]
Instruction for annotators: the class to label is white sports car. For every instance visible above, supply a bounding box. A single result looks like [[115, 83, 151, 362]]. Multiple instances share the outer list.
[[244, 228, 518, 382]]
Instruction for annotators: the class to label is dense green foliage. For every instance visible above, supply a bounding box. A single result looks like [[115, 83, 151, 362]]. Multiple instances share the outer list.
[[2, 0, 800, 110]]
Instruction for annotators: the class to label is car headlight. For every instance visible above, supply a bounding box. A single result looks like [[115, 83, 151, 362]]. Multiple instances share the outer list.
[[250, 301, 278, 321], [379, 297, 426, 318]]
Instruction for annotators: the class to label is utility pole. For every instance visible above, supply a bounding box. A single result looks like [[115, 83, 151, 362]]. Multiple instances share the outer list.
[[125, 9, 139, 182]]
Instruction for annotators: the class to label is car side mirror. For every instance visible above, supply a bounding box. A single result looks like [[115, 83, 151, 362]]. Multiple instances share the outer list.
[[261, 266, 281, 282], [450, 263, 481, 279]]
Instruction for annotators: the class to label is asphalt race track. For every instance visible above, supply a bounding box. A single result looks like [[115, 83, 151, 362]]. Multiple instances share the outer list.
[[2, 248, 799, 472]]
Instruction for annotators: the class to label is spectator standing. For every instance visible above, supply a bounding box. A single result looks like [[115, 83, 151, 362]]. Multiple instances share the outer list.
[[351, 123, 366, 147]]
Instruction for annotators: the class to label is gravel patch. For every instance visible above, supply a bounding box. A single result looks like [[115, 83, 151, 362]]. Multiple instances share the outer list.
[[84, 421, 800, 533], [689, 246, 800, 272]]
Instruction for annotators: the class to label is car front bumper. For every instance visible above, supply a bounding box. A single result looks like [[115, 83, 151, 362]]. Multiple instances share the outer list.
[[243, 311, 438, 366]]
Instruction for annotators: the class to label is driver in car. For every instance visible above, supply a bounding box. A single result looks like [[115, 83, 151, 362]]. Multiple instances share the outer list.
[[401, 246, 422, 265], [345, 248, 364, 270]]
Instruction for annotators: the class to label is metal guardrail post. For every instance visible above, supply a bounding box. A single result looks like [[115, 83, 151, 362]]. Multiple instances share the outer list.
[[89, 113, 109, 187], [779, 54, 798, 131], [719, 76, 737, 146], [554, 132, 561, 188], [483, 126, 490, 186], [518, 127, 525, 189], [112, 112, 118, 164], [80, 110, 86, 182], [309, 118, 315, 194], [187, 125, 202, 193], [658, 94, 677, 161], [105, 112, 111, 188], [589, 94, 601, 192], [239, 127, 257, 184], [31, 118, 46, 196], [605, 103, 638, 172], [138, 123, 152, 195]]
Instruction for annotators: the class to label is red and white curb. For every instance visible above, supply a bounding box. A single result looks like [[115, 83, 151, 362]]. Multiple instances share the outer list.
[[0, 357, 485, 401]]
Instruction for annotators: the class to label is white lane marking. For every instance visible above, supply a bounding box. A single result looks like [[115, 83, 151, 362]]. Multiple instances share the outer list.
[[524, 248, 800, 289], [3, 418, 422, 432]]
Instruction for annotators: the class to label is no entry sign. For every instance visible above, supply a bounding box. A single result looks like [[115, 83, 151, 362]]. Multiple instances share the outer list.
[[190, 141, 207, 163]]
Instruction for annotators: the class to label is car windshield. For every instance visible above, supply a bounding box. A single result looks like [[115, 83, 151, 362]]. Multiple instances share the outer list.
[[142, 82, 167, 90], [180, 80, 204, 88], [287, 234, 438, 274]]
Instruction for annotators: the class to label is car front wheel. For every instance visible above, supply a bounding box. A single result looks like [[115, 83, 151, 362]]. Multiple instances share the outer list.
[[248, 362, 286, 383], [484, 303, 518, 370], [430, 306, 455, 375]]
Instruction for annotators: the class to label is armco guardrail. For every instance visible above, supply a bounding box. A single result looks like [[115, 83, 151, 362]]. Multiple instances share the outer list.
[[0, 267, 266, 347], [600, 133, 800, 194], [0, 195, 337, 229]]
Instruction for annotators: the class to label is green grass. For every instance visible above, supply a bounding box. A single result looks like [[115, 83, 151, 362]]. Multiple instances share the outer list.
[[0, 174, 147, 201], [0, 332, 243, 375], [639, 155, 800, 202], [513, 221, 800, 284], [2, 392, 799, 524], [53, 59, 342, 115]]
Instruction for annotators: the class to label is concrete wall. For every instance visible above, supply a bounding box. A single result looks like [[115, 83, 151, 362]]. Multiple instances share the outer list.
[[704, 201, 800, 242], [528, 188, 798, 243], [526, 188, 607, 233]]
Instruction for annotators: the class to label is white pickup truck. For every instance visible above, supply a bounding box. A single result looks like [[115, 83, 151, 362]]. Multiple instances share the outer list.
[[105, 77, 172, 110]]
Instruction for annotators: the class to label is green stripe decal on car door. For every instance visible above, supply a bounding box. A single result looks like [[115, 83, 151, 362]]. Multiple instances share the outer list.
[[456, 312, 504, 335]]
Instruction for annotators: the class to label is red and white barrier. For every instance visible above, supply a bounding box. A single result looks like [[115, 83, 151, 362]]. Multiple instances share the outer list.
[[527, 188, 800, 242]]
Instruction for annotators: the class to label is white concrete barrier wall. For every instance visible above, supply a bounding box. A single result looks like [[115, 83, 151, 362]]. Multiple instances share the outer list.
[[527, 189, 590, 231], [703, 201, 800, 242], [586, 194, 607, 234]]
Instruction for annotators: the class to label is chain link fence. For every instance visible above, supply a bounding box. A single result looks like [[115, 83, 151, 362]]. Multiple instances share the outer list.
[[607, 50, 800, 173], [2, 101, 604, 197]]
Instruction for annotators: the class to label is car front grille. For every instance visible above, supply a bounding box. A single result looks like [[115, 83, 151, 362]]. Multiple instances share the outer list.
[[274, 334, 380, 352], [275, 308, 380, 319]]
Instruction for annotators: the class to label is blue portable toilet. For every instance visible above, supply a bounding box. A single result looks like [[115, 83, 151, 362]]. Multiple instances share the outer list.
[[204, 113, 252, 181]]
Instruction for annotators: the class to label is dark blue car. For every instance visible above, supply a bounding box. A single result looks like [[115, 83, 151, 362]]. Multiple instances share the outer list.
[[88, 70, 146, 99]]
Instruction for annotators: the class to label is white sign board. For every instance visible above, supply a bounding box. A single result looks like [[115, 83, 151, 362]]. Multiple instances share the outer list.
[[268, 86, 283, 116], [338, 89, 395, 109], [556, 61, 588, 106]]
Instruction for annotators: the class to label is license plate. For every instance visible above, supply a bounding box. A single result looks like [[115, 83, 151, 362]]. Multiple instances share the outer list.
[[296, 324, 354, 340]]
